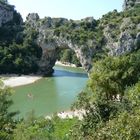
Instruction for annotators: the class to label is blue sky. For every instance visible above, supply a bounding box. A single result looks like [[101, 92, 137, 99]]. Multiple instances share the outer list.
[[8, 0, 124, 21]]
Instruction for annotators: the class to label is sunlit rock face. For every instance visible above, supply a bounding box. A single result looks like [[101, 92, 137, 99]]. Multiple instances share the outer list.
[[26, 13, 94, 74], [103, 16, 140, 56], [26, 9, 140, 75]]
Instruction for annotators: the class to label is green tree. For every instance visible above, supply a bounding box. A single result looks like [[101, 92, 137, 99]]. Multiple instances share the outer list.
[[71, 50, 140, 139], [92, 83, 140, 140], [61, 49, 72, 63], [13, 114, 77, 140], [13, 118, 55, 140], [0, 81, 17, 140]]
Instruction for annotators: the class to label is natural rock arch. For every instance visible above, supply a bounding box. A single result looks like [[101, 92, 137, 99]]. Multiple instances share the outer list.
[[26, 12, 140, 75], [26, 13, 94, 75], [38, 36, 93, 75]]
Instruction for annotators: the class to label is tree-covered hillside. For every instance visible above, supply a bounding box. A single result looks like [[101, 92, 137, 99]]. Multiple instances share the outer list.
[[0, 2, 42, 74], [25, 3, 140, 73], [54, 5, 140, 62]]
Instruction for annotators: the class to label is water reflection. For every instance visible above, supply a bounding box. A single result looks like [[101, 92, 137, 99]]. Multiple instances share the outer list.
[[53, 69, 88, 78]]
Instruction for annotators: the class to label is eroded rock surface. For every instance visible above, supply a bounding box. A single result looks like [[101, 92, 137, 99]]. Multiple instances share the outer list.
[[26, 14, 94, 74], [26, 9, 140, 74]]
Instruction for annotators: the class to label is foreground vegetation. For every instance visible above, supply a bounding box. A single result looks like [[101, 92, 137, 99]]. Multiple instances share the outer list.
[[70, 49, 140, 139], [0, 49, 140, 140]]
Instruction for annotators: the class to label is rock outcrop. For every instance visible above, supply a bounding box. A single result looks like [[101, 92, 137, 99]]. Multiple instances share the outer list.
[[104, 17, 140, 56], [0, 1, 14, 26], [123, 0, 140, 10], [26, 6, 140, 74], [26, 14, 94, 74], [25, 0, 140, 75]]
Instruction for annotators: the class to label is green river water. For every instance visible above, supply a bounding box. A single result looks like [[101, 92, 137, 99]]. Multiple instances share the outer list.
[[9, 65, 88, 119]]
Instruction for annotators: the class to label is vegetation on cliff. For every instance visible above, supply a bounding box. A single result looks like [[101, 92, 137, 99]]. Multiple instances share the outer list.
[[0, 1, 140, 73], [33, 4, 140, 67], [55, 4, 140, 60]]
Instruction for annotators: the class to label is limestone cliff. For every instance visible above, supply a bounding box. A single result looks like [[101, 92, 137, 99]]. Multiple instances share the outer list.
[[26, 14, 94, 74], [26, 4, 140, 75], [103, 17, 140, 56]]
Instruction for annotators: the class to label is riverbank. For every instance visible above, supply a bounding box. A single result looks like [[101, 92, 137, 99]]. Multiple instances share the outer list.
[[1, 74, 42, 87], [55, 61, 77, 67], [1, 62, 83, 88], [45, 109, 86, 120]]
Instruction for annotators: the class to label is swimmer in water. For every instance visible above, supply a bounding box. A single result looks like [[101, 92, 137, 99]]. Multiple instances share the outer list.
[[27, 93, 33, 99]]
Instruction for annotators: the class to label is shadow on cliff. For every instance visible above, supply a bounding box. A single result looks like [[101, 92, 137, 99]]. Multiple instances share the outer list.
[[52, 69, 88, 78]]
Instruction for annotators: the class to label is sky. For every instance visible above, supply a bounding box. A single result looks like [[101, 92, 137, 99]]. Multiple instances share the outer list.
[[8, 0, 124, 21]]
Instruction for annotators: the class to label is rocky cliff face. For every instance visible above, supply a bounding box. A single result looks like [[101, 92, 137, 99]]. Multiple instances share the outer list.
[[123, 0, 140, 10], [26, 4, 140, 74], [0, 2, 14, 26], [25, 0, 140, 75], [103, 17, 140, 56], [26, 14, 94, 74]]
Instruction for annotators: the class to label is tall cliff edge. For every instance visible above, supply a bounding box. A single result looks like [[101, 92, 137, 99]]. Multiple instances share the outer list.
[[0, 1, 140, 75]]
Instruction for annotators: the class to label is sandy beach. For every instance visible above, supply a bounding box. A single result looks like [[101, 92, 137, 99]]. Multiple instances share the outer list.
[[1, 61, 82, 88], [1, 63, 85, 119], [1, 75, 42, 87], [55, 61, 77, 67]]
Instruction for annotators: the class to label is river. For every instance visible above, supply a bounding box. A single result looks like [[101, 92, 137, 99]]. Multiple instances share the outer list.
[[9, 65, 88, 119]]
